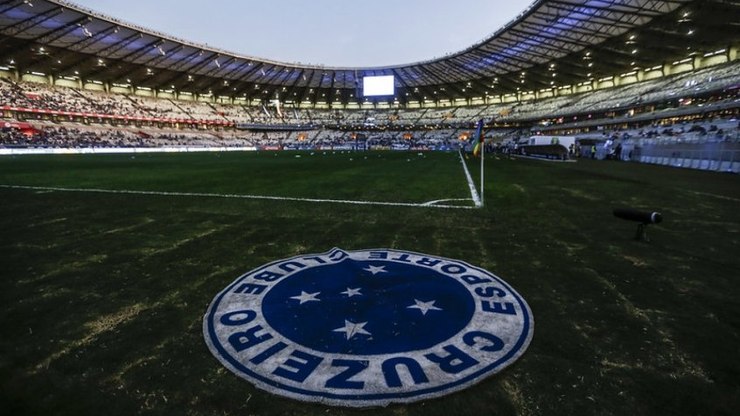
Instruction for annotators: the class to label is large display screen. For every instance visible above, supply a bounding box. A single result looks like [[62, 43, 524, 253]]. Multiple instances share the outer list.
[[362, 75, 395, 97]]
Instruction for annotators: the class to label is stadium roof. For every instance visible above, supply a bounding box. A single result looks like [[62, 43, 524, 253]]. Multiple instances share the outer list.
[[0, 0, 738, 105]]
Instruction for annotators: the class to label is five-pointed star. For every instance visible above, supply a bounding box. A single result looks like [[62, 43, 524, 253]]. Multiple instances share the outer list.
[[333, 320, 372, 340], [341, 287, 363, 297], [290, 291, 321, 304], [364, 265, 387, 275], [407, 299, 443, 315]]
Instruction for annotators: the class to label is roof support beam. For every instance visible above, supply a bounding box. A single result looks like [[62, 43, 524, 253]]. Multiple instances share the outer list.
[[2, 5, 63, 36]]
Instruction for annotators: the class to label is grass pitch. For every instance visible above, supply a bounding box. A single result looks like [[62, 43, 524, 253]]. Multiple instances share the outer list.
[[0, 151, 474, 206], [0, 151, 738, 415]]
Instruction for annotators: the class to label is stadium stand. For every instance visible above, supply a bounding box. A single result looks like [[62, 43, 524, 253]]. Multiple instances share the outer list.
[[2, 60, 737, 132], [0, 0, 738, 172]]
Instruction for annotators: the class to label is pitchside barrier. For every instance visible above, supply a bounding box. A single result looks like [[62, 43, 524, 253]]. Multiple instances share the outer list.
[[518, 144, 569, 160], [630, 141, 740, 173], [0, 146, 259, 155]]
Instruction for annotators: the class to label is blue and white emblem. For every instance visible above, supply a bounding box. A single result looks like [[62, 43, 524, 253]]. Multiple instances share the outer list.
[[203, 248, 534, 407]]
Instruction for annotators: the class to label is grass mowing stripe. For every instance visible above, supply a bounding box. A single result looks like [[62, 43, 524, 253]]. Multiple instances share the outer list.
[[684, 189, 740, 203], [0, 184, 477, 210]]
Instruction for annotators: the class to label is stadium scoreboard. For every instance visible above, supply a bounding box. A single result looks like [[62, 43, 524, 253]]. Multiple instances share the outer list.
[[362, 75, 395, 97]]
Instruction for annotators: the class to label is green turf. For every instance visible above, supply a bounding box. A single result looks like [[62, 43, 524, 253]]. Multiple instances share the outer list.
[[0, 151, 472, 204], [0, 151, 738, 415]]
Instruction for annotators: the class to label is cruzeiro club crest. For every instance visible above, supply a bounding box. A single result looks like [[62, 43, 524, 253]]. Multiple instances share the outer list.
[[203, 248, 534, 407]]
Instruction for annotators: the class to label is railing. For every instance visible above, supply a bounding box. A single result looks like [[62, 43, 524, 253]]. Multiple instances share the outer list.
[[630, 141, 740, 173]]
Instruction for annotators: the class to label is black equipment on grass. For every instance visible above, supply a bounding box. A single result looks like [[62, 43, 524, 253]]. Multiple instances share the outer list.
[[613, 208, 663, 242]]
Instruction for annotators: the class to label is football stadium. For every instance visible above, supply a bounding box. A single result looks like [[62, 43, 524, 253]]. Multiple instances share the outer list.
[[1, 0, 739, 414]]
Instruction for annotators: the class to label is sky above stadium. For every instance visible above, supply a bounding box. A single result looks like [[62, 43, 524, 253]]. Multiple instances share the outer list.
[[70, 0, 534, 67]]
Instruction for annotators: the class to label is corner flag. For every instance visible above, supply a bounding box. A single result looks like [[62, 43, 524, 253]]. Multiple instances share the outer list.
[[471, 119, 484, 158], [469, 119, 486, 207]]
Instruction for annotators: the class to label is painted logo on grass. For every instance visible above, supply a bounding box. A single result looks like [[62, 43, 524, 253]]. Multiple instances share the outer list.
[[203, 248, 534, 407]]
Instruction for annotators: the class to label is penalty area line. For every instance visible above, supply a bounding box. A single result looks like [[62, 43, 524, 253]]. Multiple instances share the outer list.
[[0, 184, 478, 210]]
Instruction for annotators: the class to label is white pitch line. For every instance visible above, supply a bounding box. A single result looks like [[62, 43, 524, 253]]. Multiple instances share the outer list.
[[0, 184, 478, 210], [458, 150, 482, 207], [421, 198, 472, 207]]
